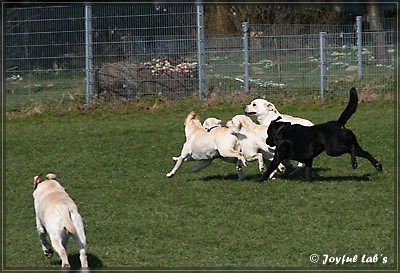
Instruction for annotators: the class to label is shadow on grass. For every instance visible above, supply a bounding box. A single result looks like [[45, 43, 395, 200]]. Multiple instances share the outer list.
[[284, 166, 376, 182], [201, 173, 242, 181], [200, 167, 375, 183], [51, 253, 103, 269], [286, 167, 376, 182]]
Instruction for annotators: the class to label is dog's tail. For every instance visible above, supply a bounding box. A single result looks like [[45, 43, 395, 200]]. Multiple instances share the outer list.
[[337, 87, 358, 127], [45, 173, 56, 180], [59, 206, 77, 235], [70, 208, 87, 245]]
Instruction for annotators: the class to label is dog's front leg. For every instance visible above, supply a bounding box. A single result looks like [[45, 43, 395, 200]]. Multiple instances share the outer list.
[[39, 232, 53, 257], [264, 151, 286, 176], [277, 163, 286, 173], [166, 156, 186, 177], [255, 158, 282, 182], [167, 143, 191, 177], [304, 160, 313, 181]]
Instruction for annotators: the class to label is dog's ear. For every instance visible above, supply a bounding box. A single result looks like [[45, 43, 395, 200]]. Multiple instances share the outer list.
[[185, 111, 197, 125], [272, 116, 282, 123], [203, 119, 210, 129], [266, 103, 275, 111], [33, 173, 43, 191]]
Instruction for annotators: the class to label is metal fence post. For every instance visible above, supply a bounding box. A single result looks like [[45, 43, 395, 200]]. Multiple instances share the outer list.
[[196, 5, 205, 101], [356, 16, 363, 80], [242, 22, 249, 92], [85, 5, 93, 106], [320, 32, 327, 100]]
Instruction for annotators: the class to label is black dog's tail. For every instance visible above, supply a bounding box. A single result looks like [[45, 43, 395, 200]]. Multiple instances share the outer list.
[[337, 87, 358, 127]]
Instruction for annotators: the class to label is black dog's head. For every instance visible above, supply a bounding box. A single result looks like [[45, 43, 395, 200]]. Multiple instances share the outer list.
[[266, 117, 291, 146]]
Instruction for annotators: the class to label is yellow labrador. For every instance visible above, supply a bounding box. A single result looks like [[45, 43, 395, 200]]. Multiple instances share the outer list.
[[243, 98, 313, 127], [243, 99, 313, 171], [33, 173, 88, 268], [166, 111, 247, 180], [226, 115, 286, 178]]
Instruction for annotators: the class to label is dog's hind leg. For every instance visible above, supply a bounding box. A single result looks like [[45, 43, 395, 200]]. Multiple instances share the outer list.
[[219, 149, 248, 167], [350, 145, 358, 169], [247, 153, 265, 173], [50, 235, 70, 267], [257, 154, 265, 173], [71, 233, 88, 267], [70, 211, 88, 267], [352, 144, 383, 171]]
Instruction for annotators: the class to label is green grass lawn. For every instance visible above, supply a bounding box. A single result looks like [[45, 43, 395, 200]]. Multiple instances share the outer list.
[[4, 98, 396, 270]]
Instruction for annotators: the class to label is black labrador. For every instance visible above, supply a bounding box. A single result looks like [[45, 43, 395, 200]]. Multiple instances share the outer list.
[[256, 87, 383, 182]]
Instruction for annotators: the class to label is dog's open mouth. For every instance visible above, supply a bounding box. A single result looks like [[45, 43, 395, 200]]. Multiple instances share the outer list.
[[244, 111, 256, 116]]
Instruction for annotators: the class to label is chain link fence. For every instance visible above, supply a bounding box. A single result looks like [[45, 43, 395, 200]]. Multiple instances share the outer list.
[[92, 5, 199, 101], [5, 5, 199, 110], [4, 5, 395, 110], [5, 6, 87, 109], [239, 19, 395, 97]]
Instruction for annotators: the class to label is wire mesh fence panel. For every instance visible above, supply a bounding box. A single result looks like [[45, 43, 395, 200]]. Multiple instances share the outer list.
[[4, 5, 199, 110], [359, 18, 395, 92], [244, 21, 395, 96], [92, 5, 199, 101], [322, 29, 395, 94], [5, 6, 86, 110], [4, 5, 396, 110], [204, 35, 244, 95], [247, 34, 322, 94], [250, 23, 356, 36]]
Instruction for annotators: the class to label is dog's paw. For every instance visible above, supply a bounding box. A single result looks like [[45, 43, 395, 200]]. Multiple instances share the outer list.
[[44, 249, 53, 258], [352, 161, 358, 169], [166, 172, 174, 178], [375, 163, 383, 172], [278, 165, 286, 173]]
